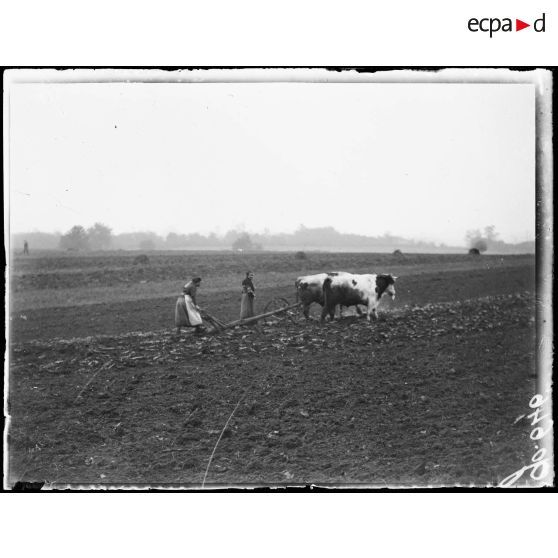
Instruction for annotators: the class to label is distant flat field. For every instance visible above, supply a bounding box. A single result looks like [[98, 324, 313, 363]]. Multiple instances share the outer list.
[[10, 250, 534, 311], [7, 251, 539, 487]]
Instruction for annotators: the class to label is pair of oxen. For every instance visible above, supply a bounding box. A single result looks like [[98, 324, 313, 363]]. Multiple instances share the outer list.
[[295, 271, 397, 322]]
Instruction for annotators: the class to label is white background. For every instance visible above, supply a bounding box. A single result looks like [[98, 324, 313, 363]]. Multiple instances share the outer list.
[[1, 493, 556, 556], [0, 0, 557, 65], [1, 0, 555, 555]]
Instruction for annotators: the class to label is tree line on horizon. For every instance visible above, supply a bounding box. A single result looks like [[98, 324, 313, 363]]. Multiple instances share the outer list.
[[13, 223, 535, 254]]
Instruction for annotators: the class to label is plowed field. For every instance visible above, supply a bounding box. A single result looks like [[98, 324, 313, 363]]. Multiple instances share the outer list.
[[7, 252, 538, 488]]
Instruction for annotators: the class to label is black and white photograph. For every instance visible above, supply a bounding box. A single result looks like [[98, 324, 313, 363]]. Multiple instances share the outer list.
[[4, 68, 553, 489]]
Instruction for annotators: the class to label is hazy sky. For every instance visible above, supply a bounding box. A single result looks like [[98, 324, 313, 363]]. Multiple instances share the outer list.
[[7, 82, 535, 245]]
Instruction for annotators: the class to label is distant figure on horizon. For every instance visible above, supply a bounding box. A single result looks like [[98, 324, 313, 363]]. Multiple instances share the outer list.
[[23, 240, 29, 255], [240, 271, 256, 319]]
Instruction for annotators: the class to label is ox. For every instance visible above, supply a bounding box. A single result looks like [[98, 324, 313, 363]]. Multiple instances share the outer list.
[[295, 272, 365, 319], [321, 273, 397, 322]]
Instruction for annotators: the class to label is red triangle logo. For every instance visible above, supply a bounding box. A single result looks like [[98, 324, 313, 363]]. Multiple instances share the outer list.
[[516, 19, 530, 31]]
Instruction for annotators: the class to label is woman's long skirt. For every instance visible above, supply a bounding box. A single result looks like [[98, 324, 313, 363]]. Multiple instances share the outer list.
[[240, 293, 255, 319], [175, 295, 203, 327]]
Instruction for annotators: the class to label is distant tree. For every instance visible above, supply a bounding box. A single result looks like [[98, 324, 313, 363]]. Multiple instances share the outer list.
[[165, 232, 185, 248], [224, 229, 242, 245], [465, 229, 482, 247], [87, 222, 113, 250], [186, 233, 207, 246], [139, 239, 156, 251], [60, 225, 90, 251], [112, 231, 163, 250], [232, 233, 261, 251], [295, 251, 307, 260], [232, 233, 253, 251], [484, 225, 498, 243], [466, 227, 495, 253], [472, 238, 488, 253]]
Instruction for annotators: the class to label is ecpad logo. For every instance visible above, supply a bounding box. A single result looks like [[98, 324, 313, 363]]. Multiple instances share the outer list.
[[468, 13, 546, 37]]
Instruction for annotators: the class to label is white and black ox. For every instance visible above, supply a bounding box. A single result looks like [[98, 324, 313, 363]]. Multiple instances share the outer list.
[[295, 272, 397, 321], [321, 272, 397, 322]]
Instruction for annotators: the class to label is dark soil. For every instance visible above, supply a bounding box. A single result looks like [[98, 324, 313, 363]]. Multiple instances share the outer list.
[[6, 253, 538, 488]]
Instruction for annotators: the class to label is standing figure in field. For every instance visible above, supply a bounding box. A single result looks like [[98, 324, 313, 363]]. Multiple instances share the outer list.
[[240, 271, 256, 319], [175, 276, 204, 335], [23, 240, 29, 255]]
